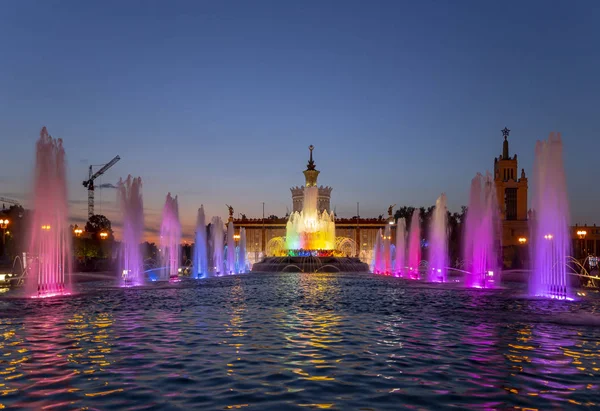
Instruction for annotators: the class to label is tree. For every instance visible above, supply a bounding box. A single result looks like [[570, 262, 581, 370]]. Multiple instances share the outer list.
[[85, 214, 113, 239]]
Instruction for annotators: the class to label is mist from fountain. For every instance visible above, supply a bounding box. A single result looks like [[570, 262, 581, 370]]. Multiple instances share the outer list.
[[28, 127, 72, 297], [193, 205, 208, 278], [530, 132, 571, 299], [428, 194, 448, 282], [463, 173, 500, 288], [210, 216, 224, 275], [117, 176, 144, 286], [238, 228, 247, 273], [407, 209, 421, 279], [394, 218, 406, 277], [160, 193, 181, 281], [226, 221, 236, 274]]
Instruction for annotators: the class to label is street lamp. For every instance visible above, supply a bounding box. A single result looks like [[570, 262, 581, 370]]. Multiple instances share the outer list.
[[0, 219, 9, 258], [74, 228, 83, 237], [518, 237, 527, 244], [99, 232, 108, 240]]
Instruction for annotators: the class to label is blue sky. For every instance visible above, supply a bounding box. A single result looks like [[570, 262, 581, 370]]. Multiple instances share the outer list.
[[1, 0, 599, 240]]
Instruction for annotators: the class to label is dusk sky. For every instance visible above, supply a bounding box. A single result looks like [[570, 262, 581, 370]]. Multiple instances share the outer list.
[[1, 0, 599, 240]]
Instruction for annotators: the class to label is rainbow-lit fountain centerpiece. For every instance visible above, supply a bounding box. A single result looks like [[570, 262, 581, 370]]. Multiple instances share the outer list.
[[252, 146, 368, 272], [285, 145, 336, 252]]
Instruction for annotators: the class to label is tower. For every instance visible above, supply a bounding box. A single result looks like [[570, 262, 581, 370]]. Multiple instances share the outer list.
[[493, 127, 528, 246], [290, 145, 332, 213]]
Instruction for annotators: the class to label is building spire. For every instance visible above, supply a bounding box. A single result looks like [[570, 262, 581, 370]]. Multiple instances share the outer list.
[[502, 127, 510, 159], [303, 144, 320, 187]]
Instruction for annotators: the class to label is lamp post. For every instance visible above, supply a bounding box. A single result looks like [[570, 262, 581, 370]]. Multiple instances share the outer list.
[[99, 232, 108, 240], [577, 230, 587, 258], [74, 228, 83, 237], [0, 218, 9, 258]]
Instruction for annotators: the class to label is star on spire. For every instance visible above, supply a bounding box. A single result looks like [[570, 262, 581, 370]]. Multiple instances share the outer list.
[[501, 127, 510, 140]]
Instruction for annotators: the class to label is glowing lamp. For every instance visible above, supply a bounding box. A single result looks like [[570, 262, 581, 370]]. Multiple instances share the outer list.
[[577, 230, 587, 238], [74, 228, 83, 236], [41, 225, 51, 231], [99, 232, 108, 240], [518, 237, 527, 244], [233, 234, 241, 241], [0, 219, 9, 229], [544, 234, 553, 240]]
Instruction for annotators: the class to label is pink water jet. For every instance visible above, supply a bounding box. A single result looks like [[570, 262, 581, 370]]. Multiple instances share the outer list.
[[27, 127, 72, 298], [407, 209, 421, 279], [463, 172, 500, 288], [530, 133, 571, 299], [160, 193, 181, 282], [394, 218, 406, 277], [117, 176, 144, 286], [428, 194, 448, 282]]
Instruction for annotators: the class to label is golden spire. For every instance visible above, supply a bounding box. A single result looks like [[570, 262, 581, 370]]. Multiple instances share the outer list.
[[303, 145, 320, 187]]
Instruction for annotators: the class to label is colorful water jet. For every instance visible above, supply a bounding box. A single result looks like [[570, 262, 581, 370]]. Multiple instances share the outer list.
[[530, 133, 571, 299], [160, 193, 181, 281], [407, 209, 421, 279], [193, 205, 208, 278], [394, 218, 406, 276], [463, 173, 500, 288], [371, 229, 383, 273], [428, 194, 448, 282], [117, 176, 144, 286], [382, 225, 392, 274], [28, 127, 72, 297], [238, 228, 247, 273], [226, 222, 236, 274], [210, 216, 224, 275]]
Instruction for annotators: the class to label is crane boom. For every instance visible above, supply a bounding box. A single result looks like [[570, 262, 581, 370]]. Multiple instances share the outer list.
[[82, 155, 121, 218]]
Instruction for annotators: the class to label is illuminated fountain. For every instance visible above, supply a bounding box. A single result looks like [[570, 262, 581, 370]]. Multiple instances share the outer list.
[[238, 228, 247, 273], [160, 193, 181, 281], [226, 221, 236, 274], [193, 205, 208, 278], [117, 175, 144, 286], [28, 127, 71, 298], [252, 146, 368, 273], [463, 173, 499, 288], [407, 209, 421, 279], [394, 218, 406, 277], [381, 225, 392, 274], [530, 133, 571, 299], [210, 216, 224, 275], [428, 193, 448, 282], [371, 229, 383, 273]]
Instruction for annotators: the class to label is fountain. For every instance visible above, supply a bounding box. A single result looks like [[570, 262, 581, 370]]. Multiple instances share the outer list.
[[238, 228, 247, 273], [160, 193, 181, 281], [210, 216, 224, 275], [28, 127, 72, 298], [117, 176, 144, 286], [382, 225, 392, 274], [372, 228, 383, 273], [193, 205, 208, 278], [394, 218, 406, 277], [530, 133, 571, 299], [428, 194, 448, 282], [226, 221, 236, 274], [407, 209, 421, 279], [252, 145, 368, 273], [463, 173, 500, 288]]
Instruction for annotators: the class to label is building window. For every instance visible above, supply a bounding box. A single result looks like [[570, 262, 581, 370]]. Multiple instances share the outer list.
[[505, 188, 517, 220]]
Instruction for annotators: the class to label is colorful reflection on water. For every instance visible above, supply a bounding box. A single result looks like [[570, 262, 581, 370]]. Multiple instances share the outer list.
[[0, 274, 599, 409]]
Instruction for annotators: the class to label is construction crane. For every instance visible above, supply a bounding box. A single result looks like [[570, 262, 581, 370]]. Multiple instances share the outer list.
[[82, 156, 121, 219]]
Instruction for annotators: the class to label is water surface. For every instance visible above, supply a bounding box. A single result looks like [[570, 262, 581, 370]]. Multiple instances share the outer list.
[[1, 273, 599, 410]]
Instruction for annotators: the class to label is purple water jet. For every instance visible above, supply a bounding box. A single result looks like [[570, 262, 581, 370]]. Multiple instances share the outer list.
[[463, 173, 500, 288], [160, 193, 181, 281], [226, 221, 236, 274], [28, 127, 72, 298], [210, 216, 224, 275], [371, 228, 383, 274], [117, 176, 144, 286], [428, 194, 448, 282], [193, 205, 208, 278], [530, 133, 571, 299], [407, 209, 421, 279], [394, 218, 406, 277], [238, 228, 247, 273]]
